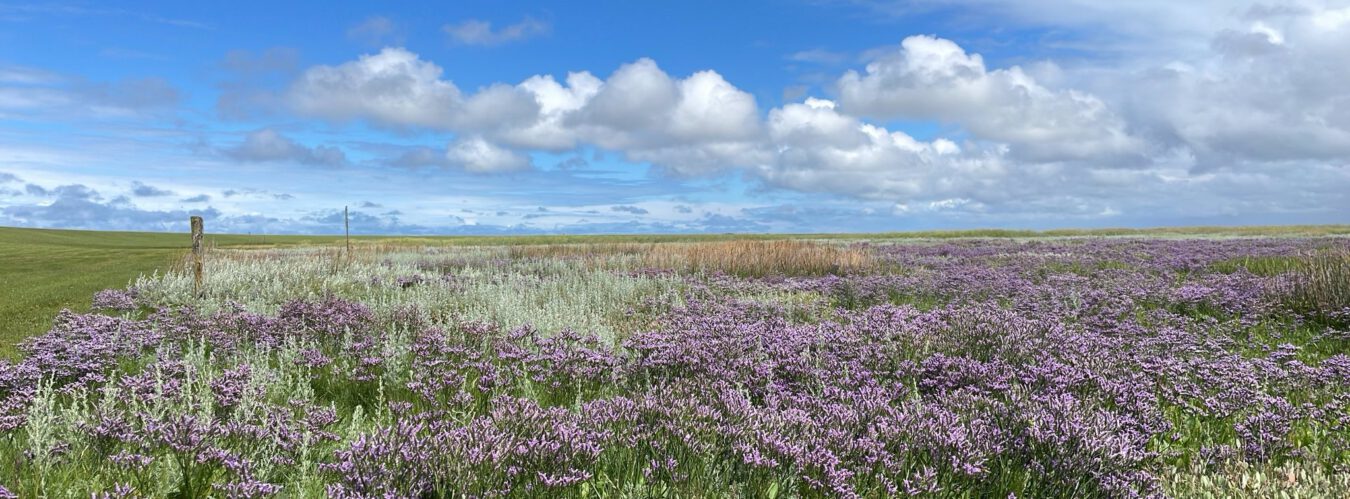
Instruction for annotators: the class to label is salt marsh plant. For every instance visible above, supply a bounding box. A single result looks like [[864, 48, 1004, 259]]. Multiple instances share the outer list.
[[2, 237, 1350, 497]]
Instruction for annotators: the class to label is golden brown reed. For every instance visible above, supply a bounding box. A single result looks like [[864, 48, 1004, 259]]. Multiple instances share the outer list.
[[510, 240, 874, 277], [642, 240, 873, 277], [507, 243, 653, 260]]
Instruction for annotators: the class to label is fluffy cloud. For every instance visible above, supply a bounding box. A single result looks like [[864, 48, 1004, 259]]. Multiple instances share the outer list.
[[289, 48, 464, 129], [756, 97, 1002, 202], [221, 129, 348, 166], [261, 9, 1350, 223], [850, 1, 1350, 170], [593, 63, 761, 144], [288, 48, 539, 132], [1107, 6, 1350, 167], [292, 52, 768, 175], [837, 35, 1144, 162], [564, 60, 765, 174], [444, 136, 533, 173], [443, 17, 549, 46], [454, 84, 542, 133], [571, 59, 681, 136], [499, 72, 603, 149]]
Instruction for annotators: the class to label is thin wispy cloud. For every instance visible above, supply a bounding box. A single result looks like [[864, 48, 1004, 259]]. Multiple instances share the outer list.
[[0, 66, 181, 118], [787, 48, 850, 64], [346, 15, 402, 46], [443, 16, 550, 46], [0, 4, 211, 29], [99, 47, 170, 61]]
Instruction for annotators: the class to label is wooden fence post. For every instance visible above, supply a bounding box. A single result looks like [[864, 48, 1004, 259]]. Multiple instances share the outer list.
[[345, 206, 350, 257], [190, 216, 204, 297]]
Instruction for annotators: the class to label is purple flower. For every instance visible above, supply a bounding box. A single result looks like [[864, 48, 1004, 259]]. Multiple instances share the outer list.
[[92, 288, 138, 312]]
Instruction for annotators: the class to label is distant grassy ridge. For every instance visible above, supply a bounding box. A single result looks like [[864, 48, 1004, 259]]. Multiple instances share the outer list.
[[318, 224, 1350, 245], [6, 223, 1346, 248], [1, 223, 1348, 357], [0, 226, 347, 249]]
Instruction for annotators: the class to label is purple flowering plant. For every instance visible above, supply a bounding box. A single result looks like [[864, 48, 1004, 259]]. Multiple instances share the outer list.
[[1, 237, 1348, 497]]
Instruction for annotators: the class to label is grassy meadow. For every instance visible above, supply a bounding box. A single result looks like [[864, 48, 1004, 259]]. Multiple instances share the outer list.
[[3, 223, 1348, 357], [0, 227, 355, 358], [5, 224, 1347, 357], [1, 225, 1349, 497]]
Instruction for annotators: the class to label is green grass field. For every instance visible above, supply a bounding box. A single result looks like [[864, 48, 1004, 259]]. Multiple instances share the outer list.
[[0, 227, 350, 358], [1, 223, 1349, 496], [2, 223, 1348, 358]]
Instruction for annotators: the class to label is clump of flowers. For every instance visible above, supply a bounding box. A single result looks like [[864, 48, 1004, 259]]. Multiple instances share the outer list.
[[92, 288, 139, 312]]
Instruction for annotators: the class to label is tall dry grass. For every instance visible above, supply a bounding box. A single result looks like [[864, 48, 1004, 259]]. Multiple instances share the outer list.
[[507, 243, 652, 260], [509, 240, 875, 276], [644, 240, 873, 277], [1289, 249, 1350, 319]]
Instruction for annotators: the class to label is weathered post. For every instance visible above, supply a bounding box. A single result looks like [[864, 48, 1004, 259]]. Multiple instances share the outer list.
[[190, 216, 204, 297], [344, 205, 351, 257]]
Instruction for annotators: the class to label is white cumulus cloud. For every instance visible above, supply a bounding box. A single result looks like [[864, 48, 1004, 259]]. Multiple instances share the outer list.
[[279, 16, 1350, 222], [445, 136, 533, 173], [837, 35, 1144, 163], [288, 48, 464, 129]]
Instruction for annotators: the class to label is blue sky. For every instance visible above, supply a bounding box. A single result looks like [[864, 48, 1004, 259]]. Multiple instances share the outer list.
[[1, 1, 1348, 234]]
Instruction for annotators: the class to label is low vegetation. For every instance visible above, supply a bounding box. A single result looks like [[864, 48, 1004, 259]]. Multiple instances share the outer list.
[[2, 227, 1349, 497], [0, 227, 346, 358], [510, 240, 875, 277]]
